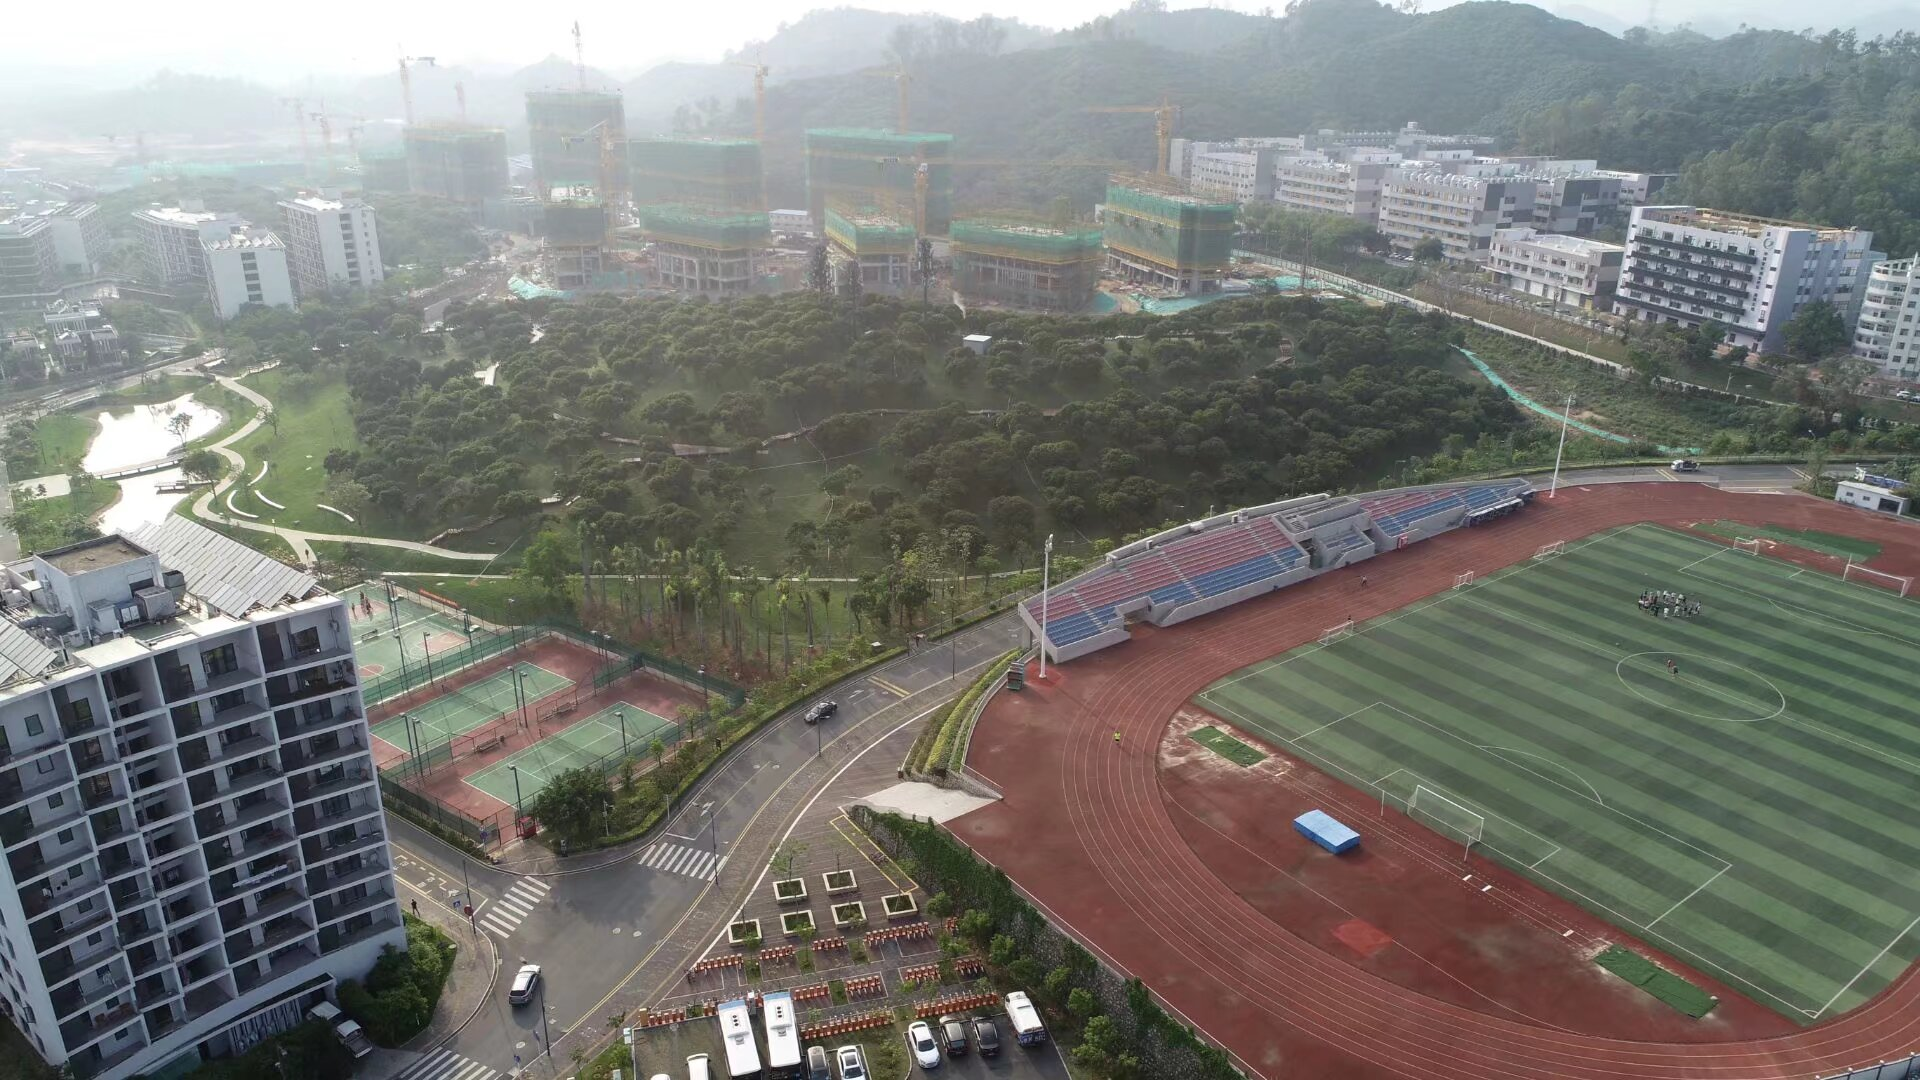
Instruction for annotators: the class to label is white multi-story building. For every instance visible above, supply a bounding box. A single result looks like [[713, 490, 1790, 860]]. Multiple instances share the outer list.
[[1272, 152, 1398, 223], [1592, 169, 1676, 211], [0, 518, 403, 1080], [132, 207, 246, 286], [202, 229, 294, 321], [1616, 205, 1878, 353], [1851, 255, 1920, 381], [44, 204, 105, 279], [1188, 150, 1274, 203], [1377, 166, 1537, 262], [1168, 137, 1302, 182], [1486, 228, 1624, 310], [276, 198, 383, 300]]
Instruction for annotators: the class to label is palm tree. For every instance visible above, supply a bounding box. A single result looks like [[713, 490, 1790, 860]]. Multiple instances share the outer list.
[[652, 537, 676, 617], [728, 588, 747, 661], [776, 577, 793, 673], [661, 579, 680, 648], [796, 569, 814, 650], [702, 548, 731, 654]]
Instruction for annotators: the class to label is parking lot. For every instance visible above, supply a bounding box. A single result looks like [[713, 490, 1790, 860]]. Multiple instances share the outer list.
[[628, 1008, 1071, 1080], [897, 1014, 1073, 1080]]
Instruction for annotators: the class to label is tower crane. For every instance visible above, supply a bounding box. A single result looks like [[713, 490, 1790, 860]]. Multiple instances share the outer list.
[[573, 21, 588, 89], [310, 110, 335, 179], [731, 57, 770, 145], [861, 64, 911, 133], [397, 54, 437, 126], [279, 97, 312, 177], [1085, 96, 1180, 175]]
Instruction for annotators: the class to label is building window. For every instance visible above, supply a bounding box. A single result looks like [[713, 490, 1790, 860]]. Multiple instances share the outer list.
[[25, 714, 42, 736], [57, 828, 74, 844], [46, 791, 62, 808]]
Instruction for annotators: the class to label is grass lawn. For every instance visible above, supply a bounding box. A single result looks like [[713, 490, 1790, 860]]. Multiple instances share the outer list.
[[175, 503, 303, 565], [8, 411, 97, 475], [1693, 520, 1882, 561], [1412, 283, 1632, 364], [1197, 524, 1920, 1021], [1190, 724, 1266, 766], [1595, 944, 1718, 1018], [229, 369, 387, 534]]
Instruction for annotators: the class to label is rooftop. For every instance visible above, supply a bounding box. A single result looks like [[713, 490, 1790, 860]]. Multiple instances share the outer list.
[[204, 227, 284, 251], [1495, 229, 1624, 256], [135, 206, 226, 227], [38, 535, 151, 574], [1638, 205, 1863, 241], [281, 196, 354, 213]]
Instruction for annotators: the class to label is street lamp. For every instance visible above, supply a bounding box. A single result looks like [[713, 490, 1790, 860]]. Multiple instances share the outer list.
[[616, 709, 628, 757], [508, 764, 523, 817], [411, 717, 426, 778], [1038, 534, 1054, 680], [697, 665, 709, 736], [421, 632, 434, 683]]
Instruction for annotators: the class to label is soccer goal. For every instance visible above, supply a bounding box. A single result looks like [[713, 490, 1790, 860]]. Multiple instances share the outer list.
[[1733, 537, 1762, 556], [1453, 570, 1476, 589], [1318, 619, 1356, 644], [1408, 784, 1487, 859], [1533, 540, 1565, 559], [1843, 561, 1913, 597]]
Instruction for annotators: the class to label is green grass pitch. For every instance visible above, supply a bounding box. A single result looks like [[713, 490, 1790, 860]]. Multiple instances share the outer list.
[[1195, 524, 1920, 1022]]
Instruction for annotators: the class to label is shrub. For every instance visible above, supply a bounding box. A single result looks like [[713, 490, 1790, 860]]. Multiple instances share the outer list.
[[337, 915, 458, 1046]]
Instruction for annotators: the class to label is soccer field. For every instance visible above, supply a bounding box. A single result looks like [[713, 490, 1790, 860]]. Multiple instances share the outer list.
[[1196, 524, 1920, 1021]]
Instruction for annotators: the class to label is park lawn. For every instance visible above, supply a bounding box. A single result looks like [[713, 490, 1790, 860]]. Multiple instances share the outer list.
[[230, 369, 403, 537], [8, 411, 97, 475], [176, 503, 304, 565]]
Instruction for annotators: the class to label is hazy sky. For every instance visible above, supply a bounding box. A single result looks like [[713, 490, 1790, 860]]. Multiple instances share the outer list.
[[6, 0, 1895, 84]]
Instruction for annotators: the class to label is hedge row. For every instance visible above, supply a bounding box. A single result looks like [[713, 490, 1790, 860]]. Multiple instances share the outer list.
[[189, 1021, 355, 1080], [338, 915, 457, 1046], [907, 650, 1015, 777]]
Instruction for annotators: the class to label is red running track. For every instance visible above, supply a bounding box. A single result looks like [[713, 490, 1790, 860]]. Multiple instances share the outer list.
[[955, 484, 1920, 1080]]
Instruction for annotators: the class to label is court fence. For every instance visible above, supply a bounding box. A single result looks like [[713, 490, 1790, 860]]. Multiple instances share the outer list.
[[361, 622, 540, 706], [1823, 1055, 1920, 1080]]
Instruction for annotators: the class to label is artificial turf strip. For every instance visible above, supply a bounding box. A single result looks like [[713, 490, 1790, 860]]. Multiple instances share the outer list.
[[1191, 725, 1267, 766], [1693, 520, 1882, 560], [1194, 524, 1920, 1022], [1594, 945, 1718, 1017]]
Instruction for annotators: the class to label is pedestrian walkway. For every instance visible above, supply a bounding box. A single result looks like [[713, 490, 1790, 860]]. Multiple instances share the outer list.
[[396, 1048, 502, 1080], [478, 876, 552, 939], [636, 841, 724, 881]]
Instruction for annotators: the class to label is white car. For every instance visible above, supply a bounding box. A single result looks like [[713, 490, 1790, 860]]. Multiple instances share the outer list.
[[907, 1021, 942, 1070], [508, 963, 541, 1005]]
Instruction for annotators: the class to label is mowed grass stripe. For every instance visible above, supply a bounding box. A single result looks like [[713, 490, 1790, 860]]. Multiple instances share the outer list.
[[1196, 523, 1920, 1019]]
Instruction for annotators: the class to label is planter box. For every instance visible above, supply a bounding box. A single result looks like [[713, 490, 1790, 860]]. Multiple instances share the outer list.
[[881, 893, 918, 919], [774, 878, 809, 904], [823, 870, 858, 896], [781, 910, 816, 937], [831, 901, 867, 928], [728, 919, 762, 947]]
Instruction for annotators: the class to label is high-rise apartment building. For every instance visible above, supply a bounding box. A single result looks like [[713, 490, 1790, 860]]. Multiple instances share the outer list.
[[1851, 255, 1920, 381], [0, 216, 58, 296], [44, 204, 105, 278], [276, 198, 383, 299], [1616, 206, 1877, 353], [131, 207, 247, 286], [0, 518, 403, 1080], [202, 228, 294, 321]]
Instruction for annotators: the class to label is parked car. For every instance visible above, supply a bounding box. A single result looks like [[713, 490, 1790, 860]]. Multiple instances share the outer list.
[[508, 963, 541, 1005], [972, 1018, 1001, 1057], [836, 1045, 867, 1080], [804, 700, 839, 724], [938, 1016, 968, 1057], [1898, 389, 1914, 401], [807, 1045, 832, 1080], [1671, 459, 1700, 473], [908, 1021, 942, 1070]]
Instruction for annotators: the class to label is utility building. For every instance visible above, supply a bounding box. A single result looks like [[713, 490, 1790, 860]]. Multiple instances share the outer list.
[[0, 519, 403, 1080], [951, 219, 1103, 312], [1101, 180, 1235, 294], [402, 126, 509, 205], [805, 130, 952, 237], [630, 138, 768, 296]]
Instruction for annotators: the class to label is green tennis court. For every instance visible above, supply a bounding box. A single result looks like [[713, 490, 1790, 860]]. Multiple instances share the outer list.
[[351, 592, 470, 678], [1196, 524, 1920, 1022], [370, 662, 573, 752], [465, 702, 679, 807]]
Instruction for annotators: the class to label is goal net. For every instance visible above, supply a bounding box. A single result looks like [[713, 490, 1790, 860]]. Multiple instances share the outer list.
[[1453, 571, 1476, 589], [1533, 541, 1565, 559], [1733, 538, 1761, 556], [1408, 784, 1486, 857], [1318, 619, 1355, 644], [1843, 562, 1913, 597]]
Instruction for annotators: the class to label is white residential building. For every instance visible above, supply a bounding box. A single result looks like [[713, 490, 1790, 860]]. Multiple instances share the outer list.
[[1377, 166, 1537, 262], [1616, 205, 1878, 354], [276, 198, 383, 300], [0, 519, 403, 1080], [132, 208, 246, 286], [202, 229, 294, 321], [1851, 255, 1920, 381], [1486, 228, 1624, 310], [1188, 150, 1275, 203], [1168, 137, 1302, 182], [1592, 169, 1677, 210], [1272, 153, 1398, 223], [42, 204, 104, 279]]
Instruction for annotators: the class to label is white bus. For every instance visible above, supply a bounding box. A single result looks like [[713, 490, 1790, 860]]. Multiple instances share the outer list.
[[717, 998, 762, 1080], [760, 991, 802, 1080]]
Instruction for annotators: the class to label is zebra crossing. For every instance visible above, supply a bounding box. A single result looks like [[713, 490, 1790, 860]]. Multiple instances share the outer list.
[[396, 1049, 500, 1080], [476, 876, 551, 939], [636, 841, 724, 881]]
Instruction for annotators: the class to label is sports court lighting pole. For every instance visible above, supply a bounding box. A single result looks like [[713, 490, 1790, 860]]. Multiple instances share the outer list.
[[410, 717, 426, 780], [1549, 391, 1574, 498], [508, 764, 523, 817], [616, 709, 628, 757], [421, 632, 434, 683], [1037, 534, 1053, 680], [401, 712, 418, 769]]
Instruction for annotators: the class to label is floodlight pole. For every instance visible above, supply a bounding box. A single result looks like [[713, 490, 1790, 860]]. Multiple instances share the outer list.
[[1037, 534, 1053, 680], [1548, 391, 1574, 498]]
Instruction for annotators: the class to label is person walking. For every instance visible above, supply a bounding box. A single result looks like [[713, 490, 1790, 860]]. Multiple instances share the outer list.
[[1113, 731, 1122, 746], [1667, 658, 1678, 676]]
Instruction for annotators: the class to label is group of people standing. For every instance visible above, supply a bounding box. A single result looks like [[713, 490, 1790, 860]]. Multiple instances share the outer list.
[[1638, 589, 1702, 618]]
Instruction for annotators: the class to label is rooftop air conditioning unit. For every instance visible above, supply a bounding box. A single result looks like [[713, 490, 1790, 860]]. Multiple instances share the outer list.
[[135, 587, 176, 622]]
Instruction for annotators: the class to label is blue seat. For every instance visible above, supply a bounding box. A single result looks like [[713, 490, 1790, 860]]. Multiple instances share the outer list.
[[1193, 555, 1282, 598], [1045, 611, 1106, 646], [1149, 582, 1197, 606]]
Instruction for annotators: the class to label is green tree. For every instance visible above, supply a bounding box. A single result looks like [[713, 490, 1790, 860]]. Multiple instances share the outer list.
[[1067, 987, 1098, 1020], [528, 766, 610, 845], [1412, 238, 1446, 262], [988, 933, 1019, 966], [180, 448, 225, 483], [519, 528, 573, 596], [1781, 300, 1849, 362]]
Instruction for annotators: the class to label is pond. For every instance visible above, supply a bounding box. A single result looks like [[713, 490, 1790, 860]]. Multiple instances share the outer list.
[[79, 393, 225, 535]]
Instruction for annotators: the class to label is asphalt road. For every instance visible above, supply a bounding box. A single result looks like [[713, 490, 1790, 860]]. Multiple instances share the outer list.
[[388, 614, 1029, 1080]]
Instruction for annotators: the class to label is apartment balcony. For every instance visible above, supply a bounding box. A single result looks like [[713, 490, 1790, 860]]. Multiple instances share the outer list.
[[268, 673, 356, 709], [132, 795, 188, 833], [304, 828, 386, 867], [229, 916, 315, 965], [20, 875, 103, 918], [52, 975, 129, 1022], [133, 974, 177, 1012], [60, 1002, 138, 1055], [1619, 274, 1745, 318], [80, 778, 126, 814], [60, 705, 108, 741], [311, 859, 389, 901], [318, 909, 401, 954], [289, 767, 374, 808], [199, 665, 263, 699], [266, 643, 353, 676], [109, 877, 154, 910], [169, 926, 221, 965], [127, 943, 168, 978], [1, 801, 87, 850], [274, 705, 362, 743], [314, 885, 394, 927], [115, 730, 168, 763], [70, 1035, 149, 1080], [0, 763, 73, 811], [90, 810, 130, 847], [108, 692, 157, 724], [181, 980, 231, 1019], [195, 797, 288, 842], [1624, 258, 1753, 299], [234, 943, 318, 994], [206, 828, 296, 873], [40, 931, 121, 986], [1634, 229, 1759, 264], [117, 910, 164, 949], [281, 737, 369, 776], [144, 1004, 184, 1044], [221, 888, 309, 935], [212, 855, 297, 903], [31, 904, 113, 954]]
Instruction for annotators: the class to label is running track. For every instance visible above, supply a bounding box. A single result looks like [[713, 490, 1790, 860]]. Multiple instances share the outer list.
[[958, 484, 1920, 1080]]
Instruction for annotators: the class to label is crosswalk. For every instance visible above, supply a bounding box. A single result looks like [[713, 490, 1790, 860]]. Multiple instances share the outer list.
[[477, 876, 551, 939], [636, 841, 725, 881], [397, 1049, 500, 1080]]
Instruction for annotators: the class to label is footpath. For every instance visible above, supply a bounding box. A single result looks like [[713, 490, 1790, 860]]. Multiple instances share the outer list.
[[358, 893, 500, 1080]]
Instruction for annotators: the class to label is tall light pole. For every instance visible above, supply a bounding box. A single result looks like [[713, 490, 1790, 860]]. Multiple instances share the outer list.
[[616, 709, 628, 757], [421, 632, 434, 683], [411, 717, 426, 779], [1037, 534, 1053, 680], [401, 712, 419, 772], [509, 764, 523, 818], [1549, 391, 1574, 498], [697, 665, 709, 736]]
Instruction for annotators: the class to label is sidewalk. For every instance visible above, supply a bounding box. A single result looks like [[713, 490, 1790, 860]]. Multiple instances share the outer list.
[[405, 898, 500, 1053]]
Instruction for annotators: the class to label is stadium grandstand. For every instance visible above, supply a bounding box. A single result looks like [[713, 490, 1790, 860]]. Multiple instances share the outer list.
[[1022, 480, 1532, 664]]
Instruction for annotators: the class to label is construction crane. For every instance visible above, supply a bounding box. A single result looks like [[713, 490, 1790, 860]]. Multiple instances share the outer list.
[[456, 82, 468, 124], [310, 110, 336, 179], [1085, 96, 1180, 175], [397, 54, 437, 126], [573, 21, 588, 89], [560, 119, 625, 238], [280, 97, 312, 177], [862, 64, 912, 133], [731, 57, 770, 145]]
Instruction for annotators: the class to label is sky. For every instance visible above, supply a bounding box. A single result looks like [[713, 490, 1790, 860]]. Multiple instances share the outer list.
[[4, 0, 1903, 85]]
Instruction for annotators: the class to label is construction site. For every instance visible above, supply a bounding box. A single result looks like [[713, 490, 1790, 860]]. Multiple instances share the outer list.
[[542, 185, 607, 289], [951, 217, 1105, 312], [526, 90, 626, 197], [1101, 177, 1237, 294], [403, 125, 510, 204], [630, 137, 768, 295], [804, 129, 954, 237], [823, 205, 918, 294]]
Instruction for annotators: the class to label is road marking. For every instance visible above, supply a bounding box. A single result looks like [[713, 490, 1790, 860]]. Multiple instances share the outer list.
[[396, 1049, 501, 1080], [870, 676, 911, 698], [476, 877, 554, 940], [638, 841, 723, 881]]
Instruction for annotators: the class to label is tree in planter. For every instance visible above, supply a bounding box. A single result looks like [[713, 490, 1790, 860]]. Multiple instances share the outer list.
[[987, 933, 1019, 967], [1067, 987, 1098, 1021], [770, 840, 809, 878]]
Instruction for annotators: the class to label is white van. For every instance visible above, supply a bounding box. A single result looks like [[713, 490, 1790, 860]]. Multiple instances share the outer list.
[[689, 1053, 713, 1080]]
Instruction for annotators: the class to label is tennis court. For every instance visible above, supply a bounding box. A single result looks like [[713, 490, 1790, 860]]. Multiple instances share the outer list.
[[465, 701, 679, 807], [1196, 524, 1920, 1022], [370, 662, 573, 755], [349, 589, 471, 679]]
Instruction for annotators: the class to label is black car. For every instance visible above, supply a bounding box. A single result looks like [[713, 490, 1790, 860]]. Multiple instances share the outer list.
[[804, 700, 839, 724], [807, 1046, 832, 1080], [938, 1016, 968, 1057], [971, 1018, 1001, 1058]]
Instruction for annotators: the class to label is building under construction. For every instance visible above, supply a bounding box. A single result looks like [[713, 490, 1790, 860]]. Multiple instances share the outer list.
[[403, 124, 509, 204], [526, 90, 625, 197], [543, 185, 606, 289], [630, 137, 768, 295], [805, 129, 953, 237], [824, 205, 916, 294], [951, 218, 1104, 312], [359, 148, 411, 193], [1102, 178, 1236, 293]]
